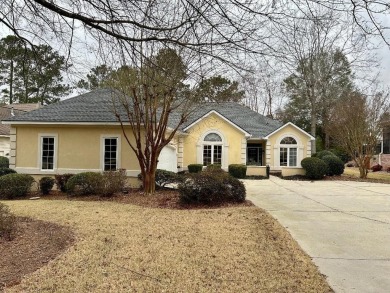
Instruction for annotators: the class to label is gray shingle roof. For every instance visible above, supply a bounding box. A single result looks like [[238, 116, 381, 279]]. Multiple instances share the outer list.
[[4, 88, 282, 138]]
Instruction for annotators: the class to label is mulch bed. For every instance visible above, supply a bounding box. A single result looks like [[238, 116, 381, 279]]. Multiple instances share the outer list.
[[0, 217, 74, 291], [39, 189, 254, 210]]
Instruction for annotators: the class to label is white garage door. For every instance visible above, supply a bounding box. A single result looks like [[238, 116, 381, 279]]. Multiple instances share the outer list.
[[157, 145, 178, 173]]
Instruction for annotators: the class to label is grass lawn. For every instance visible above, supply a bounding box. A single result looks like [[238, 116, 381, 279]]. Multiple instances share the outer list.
[[343, 167, 390, 182], [1, 199, 332, 292]]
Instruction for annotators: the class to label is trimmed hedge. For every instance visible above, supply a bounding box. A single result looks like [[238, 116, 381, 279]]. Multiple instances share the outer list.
[[0, 156, 9, 168], [0, 174, 35, 199], [322, 155, 345, 176], [66, 170, 127, 196], [138, 169, 180, 188], [0, 168, 16, 177], [312, 150, 336, 160], [206, 164, 221, 171], [178, 170, 246, 204], [188, 164, 203, 173], [301, 157, 327, 180], [55, 173, 74, 192], [39, 177, 55, 195], [65, 172, 104, 195], [228, 164, 247, 179], [371, 164, 383, 172]]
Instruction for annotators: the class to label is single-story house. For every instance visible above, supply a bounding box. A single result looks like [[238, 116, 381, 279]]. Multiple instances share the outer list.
[[0, 103, 41, 157], [2, 89, 314, 185]]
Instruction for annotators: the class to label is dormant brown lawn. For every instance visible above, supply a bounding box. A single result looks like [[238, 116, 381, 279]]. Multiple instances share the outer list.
[[2, 199, 332, 292]]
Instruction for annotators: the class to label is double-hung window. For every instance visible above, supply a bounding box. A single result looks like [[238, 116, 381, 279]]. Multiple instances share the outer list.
[[103, 137, 119, 171], [40, 135, 57, 171], [280, 137, 297, 167]]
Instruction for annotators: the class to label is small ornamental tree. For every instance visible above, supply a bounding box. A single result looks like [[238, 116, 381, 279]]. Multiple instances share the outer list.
[[328, 91, 389, 178], [109, 48, 196, 194]]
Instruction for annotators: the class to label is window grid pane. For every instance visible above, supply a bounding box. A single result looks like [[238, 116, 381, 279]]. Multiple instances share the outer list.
[[204, 133, 222, 142], [289, 148, 297, 167], [213, 145, 222, 165], [203, 145, 212, 166], [41, 137, 55, 170], [280, 147, 288, 166], [281, 137, 297, 144], [104, 138, 117, 171]]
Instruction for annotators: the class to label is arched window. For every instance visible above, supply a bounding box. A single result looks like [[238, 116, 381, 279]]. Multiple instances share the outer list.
[[281, 137, 297, 144], [203, 132, 223, 166], [280, 136, 298, 167]]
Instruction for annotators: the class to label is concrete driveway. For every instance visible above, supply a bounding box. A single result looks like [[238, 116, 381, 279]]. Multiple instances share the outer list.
[[244, 176, 390, 293]]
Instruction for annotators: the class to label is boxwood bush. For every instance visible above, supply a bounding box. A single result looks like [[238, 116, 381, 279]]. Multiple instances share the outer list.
[[188, 164, 203, 173], [65, 172, 104, 195], [206, 164, 221, 171], [0, 168, 16, 177], [312, 150, 336, 160], [55, 173, 74, 192], [0, 174, 35, 199], [322, 155, 345, 176], [178, 170, 246, 204], [228, 164, 247, 179], [301, 157, 327, 180], [138, 169, 180, 188], [0, 156, 9, 168], [39, 177, 55, 195]]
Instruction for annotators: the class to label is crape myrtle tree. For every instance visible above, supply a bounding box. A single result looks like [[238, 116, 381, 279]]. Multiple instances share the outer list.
[[328, 90, 390, 178], [108, 48, 195, 194]]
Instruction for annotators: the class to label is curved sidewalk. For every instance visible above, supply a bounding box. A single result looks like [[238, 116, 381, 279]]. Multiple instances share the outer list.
[[244, 176, 390, 293]]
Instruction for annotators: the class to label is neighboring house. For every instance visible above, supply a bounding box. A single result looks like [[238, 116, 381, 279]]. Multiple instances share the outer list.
[[0, 103, 41, 157], [2, 89, 314, 184], [378, 121, 390, 169]]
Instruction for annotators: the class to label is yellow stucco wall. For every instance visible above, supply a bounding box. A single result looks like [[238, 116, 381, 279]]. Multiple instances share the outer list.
[[266, 124, 312, 170], [14, 125, 141, 175], [281, 167, 306, 177], [246, 166, 267, 176], [182, 113, 247, 169]]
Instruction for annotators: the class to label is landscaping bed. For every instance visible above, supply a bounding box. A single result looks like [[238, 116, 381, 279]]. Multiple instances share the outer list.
[[0, 217, 74, 290], [0, 197, 333, 292]]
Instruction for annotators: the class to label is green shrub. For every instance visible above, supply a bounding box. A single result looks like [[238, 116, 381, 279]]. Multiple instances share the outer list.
[[138, 169, 180, 188], [178, 171, 246, 204], [54, 173, 74, 192], [0, 168, 16, 177], [188, 164, 203, 173], [39, 177, 55, 195], [322, 155, 345, 176], [0, 174, 35, 199], [101, 169, 127, 196], [301, 157, 327, 180], [0, 156, 9, 168], [0, 203, 16, 240], [228, 164, 247, 179], [206, 164, 221, 171], [312, 150, 336, 160], [65, 172, 103, 195], [329, 148, 351, 163]]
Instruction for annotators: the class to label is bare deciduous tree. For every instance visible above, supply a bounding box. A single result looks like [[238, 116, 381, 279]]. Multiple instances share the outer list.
[[109, 48, 195, 194], [328, 90, 390, 178]]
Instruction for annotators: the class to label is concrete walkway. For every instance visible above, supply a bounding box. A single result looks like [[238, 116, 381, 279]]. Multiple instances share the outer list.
[[244, 176, 390, 293]]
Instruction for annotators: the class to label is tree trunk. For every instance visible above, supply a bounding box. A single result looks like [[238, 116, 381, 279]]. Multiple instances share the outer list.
[[9, 60, 13, 104], [143, 168, 156, 194], [310, 107, 316, 154]]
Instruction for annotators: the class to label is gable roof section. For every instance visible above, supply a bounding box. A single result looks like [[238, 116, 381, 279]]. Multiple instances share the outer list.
[[263, 122, 315, 140], [3, 89, 284, 138], [183, 110, 252, 137]]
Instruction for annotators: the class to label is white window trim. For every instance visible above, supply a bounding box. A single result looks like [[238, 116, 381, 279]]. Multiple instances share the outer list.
[[100, 135, 121, 171], [38, 133, 58, 172], [197, 130, 229, 168], [274, 133, 304, 168]]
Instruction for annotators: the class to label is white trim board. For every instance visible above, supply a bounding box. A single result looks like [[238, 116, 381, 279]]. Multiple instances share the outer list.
[[263, 122, 315, 140], [183, 110, 252, 138]]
